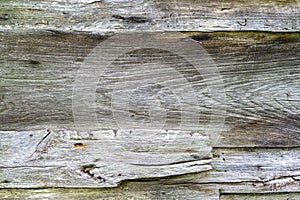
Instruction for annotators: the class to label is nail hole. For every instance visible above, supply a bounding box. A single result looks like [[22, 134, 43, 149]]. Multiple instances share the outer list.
[[74, 142, 87, 149]]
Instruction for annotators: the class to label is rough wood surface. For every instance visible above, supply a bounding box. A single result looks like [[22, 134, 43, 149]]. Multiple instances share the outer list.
[[0, 186, 220, 200], [0, 0, 299, 32], [1, 31, 299, 145], [1, 189, 300, 200], [0, 130, 213, 188], [1, 129, 300, 190], [1, 30, 299, 194], [0, 1, 299, 196], [221, 193, 300, 200]]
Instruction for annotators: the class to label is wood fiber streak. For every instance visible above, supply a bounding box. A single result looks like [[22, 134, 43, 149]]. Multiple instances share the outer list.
[[0, 32, 299, 146], [0, 0, 298, 32], [0, 29, 299, 198]]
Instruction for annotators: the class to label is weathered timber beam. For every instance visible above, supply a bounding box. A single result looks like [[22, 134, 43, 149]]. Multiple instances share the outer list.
[[0, 31, 299, 146], [1, 131, 300, 190], [0, 0, 299, 32]]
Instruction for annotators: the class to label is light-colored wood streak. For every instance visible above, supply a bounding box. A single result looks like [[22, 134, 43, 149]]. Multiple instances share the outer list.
[[0, 129, 213, 188], [0, 0, 298, 32], [1, 129, 300, 190]]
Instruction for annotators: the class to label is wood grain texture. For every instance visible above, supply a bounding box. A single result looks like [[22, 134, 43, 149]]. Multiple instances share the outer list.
[[0, 130, 212, 188], [0, 186, 220, 200], [0, 23, 299, 199], [1, 129, 300, 190], [221, 193, 300, 200], [0, 31, 299, 146], [0, 128, 206, 187], [2, 189, 300, 200], [0, 0, 299, 32]]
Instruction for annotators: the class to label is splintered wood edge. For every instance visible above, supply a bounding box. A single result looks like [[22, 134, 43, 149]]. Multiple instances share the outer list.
[[1, 130, 300, 191]]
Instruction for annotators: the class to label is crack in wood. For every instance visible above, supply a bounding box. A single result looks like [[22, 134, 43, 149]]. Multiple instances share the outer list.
[[30, 129, 53, 158], [237, 19, 247, 26], [80, 164, 106, 183], [220, 8, 232, 11], [260, 176, 299, 191], [130, 158, 211, 167], [87, 0, 104, 5], [0, 97, 7, 113], [173, 175, 300, 187], [26, 60, 40, 65], [112, 15, 151, 23]]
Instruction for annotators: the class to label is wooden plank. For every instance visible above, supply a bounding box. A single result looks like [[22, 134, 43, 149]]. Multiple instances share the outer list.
[[221, 193, 300, 200], [0, 0, 298, 32], [188, 180, 300, 194], [1, 0, 299, 198], [1, 131, 300, 190], [0, 30, 299, 193], [0, 129, 212, 188], [0, 31, 299, 147], [0, 184, 220, 200], [168, 148, 300, 194], [198, 147, 300, 184]]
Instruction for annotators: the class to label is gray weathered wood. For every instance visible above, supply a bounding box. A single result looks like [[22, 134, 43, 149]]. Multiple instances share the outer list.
[[221, 193, 300, 200], [1, 31, 299, 196], [1, 1, 299, 196], [1, 130, 300, 190], [2, 188, 299, 200], [0, 129, 212, 187], [0, 31, 299, 146], [0, 185, 220, 200], [0, 0, 299, 32]]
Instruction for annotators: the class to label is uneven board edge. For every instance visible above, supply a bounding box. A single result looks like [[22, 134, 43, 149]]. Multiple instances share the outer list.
[[220, 192, 300, 200], [0, 186, 220, 200], [1, 28, 300, 34], [1, 144, 300, 189], [0, 0, 299, 32]]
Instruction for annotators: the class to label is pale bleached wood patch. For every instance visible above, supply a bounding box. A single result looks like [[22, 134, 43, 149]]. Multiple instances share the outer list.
[[1, 130, 300, 190], [0, 0, 298, 32], [0, 129, 212, 188]]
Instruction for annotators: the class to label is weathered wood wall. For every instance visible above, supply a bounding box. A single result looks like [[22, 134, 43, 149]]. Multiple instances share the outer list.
[[1, 0, 299, 199]]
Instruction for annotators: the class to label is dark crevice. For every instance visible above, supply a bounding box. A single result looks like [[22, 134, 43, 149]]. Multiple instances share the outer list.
[[112, 15, 151, 23], [0, 14, 9, 21], [27, 60, 40, 65], [129, 158, 211, 167], [80, 164, 106, 183]]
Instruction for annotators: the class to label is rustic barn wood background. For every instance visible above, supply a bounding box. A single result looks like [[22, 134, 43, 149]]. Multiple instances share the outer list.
[[0, 0, 299, 199]]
